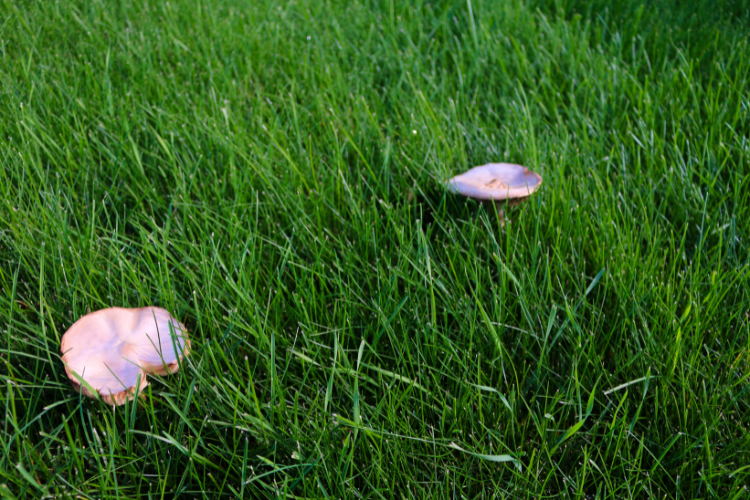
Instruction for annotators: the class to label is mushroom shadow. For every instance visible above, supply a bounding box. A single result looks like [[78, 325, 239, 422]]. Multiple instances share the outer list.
[[411, 183, 519, 232], [405, 184, 478, 231]]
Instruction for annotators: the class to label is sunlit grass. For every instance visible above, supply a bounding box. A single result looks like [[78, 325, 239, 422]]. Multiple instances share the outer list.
[[1, 0, 749, 498]]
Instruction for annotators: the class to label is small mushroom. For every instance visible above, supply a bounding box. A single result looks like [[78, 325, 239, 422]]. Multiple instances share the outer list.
[[60, 307, 190, 406], [446, 163, 542, 224]]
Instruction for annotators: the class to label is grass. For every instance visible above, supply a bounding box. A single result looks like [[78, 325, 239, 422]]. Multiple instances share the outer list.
[[1, 0, 750, 497]]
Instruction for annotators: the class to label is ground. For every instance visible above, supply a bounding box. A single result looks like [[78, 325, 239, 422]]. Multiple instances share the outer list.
[[1, 0, 750, 498]]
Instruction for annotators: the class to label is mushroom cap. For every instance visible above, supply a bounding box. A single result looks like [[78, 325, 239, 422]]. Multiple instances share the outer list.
[[446, 163, 543, 201], [60, 307, 190, 406]]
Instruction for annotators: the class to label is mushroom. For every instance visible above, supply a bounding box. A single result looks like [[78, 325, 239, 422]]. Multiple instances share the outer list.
[[446, 163, 542, 224], [60, 307, 190, 406]]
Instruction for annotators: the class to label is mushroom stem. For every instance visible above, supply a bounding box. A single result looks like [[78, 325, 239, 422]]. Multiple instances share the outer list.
[[477, 200, 509, 227], [488, 197, 530, 228], [495, 202, 510, 228], [497, 208, 506, 228]]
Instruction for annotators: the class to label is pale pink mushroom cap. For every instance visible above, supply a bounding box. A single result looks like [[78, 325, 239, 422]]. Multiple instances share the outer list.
[[60, 307, 190, 406], [446, 163, 543, 201]]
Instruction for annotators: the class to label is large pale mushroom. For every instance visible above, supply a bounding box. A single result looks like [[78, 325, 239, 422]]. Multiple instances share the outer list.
[[446, 163, 542, 224], [60, 307, 190, 406]]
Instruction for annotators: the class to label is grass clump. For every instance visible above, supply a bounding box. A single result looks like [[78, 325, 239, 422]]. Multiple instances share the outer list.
[[1, 0, 749, 497]]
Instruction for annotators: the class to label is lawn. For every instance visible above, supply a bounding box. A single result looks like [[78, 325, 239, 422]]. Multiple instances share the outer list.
[[1, 0, 750, 497]]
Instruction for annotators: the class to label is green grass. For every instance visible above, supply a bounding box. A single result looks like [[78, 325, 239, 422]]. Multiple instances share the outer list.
[[1, 0, 750, 497]]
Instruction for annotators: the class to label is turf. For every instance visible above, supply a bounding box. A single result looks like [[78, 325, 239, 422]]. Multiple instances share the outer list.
[[1, 0, 750, 498]]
